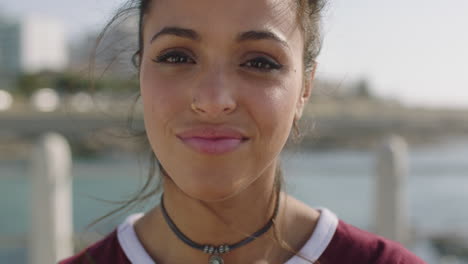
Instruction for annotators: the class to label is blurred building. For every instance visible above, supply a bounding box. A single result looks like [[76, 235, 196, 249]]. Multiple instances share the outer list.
[[0, 16, 21, 88], [0, 15, 68, 88]]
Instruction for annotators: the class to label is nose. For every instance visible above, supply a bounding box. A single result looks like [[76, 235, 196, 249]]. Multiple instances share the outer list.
[[191, 67, 237, 118]]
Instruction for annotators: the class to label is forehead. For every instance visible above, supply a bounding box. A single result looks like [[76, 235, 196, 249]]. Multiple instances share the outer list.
[[144, 0, 302, 44]]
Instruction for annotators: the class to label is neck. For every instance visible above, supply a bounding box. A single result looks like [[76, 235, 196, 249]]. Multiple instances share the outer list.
[[162, 164, 278, 247], [136, 163, 288, 263]]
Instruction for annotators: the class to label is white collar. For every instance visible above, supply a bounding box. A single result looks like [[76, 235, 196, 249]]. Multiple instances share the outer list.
[[117, 208, 338, 264]]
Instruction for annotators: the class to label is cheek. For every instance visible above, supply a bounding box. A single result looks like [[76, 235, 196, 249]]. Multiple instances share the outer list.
[[244, 78, 300, 141], [265, 77, 300, 119], [141, 71, 170, 110], [140, 67, 185, 139]]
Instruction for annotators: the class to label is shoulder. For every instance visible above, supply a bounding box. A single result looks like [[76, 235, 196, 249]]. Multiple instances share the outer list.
[[58, 230, 130, 264], [319, 220, 426, 264]]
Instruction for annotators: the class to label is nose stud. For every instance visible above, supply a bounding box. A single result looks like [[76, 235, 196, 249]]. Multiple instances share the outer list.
[[191, 99, 205, 113]]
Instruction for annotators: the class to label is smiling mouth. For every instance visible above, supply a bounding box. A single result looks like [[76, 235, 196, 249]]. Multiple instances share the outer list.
[[178, 136, 249, 155], [176, 127, 249, 155]]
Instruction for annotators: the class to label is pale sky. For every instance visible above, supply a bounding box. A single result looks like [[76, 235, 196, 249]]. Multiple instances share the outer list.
[[1, 0, 468, 108]]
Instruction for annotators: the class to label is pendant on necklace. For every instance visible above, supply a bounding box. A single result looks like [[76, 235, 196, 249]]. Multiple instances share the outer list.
[[209, 255, 224, 264]]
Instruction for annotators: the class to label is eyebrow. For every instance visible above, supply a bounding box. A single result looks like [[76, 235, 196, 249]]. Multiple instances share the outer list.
[[150, 27, 288, 48], [150, 27, 200, 43], [236, 30, 289, 48]]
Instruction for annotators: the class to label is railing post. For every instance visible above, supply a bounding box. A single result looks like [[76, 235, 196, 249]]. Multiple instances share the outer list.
[[29, 133, 73, 264], [374, 134, 409, 245]]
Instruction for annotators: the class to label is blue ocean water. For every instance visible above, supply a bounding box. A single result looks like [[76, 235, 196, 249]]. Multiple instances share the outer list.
[[1, 140, 468, 263]]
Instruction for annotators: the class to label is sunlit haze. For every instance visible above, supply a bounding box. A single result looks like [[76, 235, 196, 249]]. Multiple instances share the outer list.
[[1, 0, 467, 108]]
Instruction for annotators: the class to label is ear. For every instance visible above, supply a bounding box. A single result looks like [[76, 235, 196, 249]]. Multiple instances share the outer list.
[[295, 64, 317, 120]]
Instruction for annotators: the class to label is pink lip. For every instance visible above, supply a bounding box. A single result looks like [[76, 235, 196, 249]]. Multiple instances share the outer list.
[[177, 127, 248, 155]]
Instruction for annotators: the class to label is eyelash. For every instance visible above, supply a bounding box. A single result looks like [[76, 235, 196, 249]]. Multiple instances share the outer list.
[[153, 51, 283, 72], [240, 57, 283, 71], [153, 51, 195, 64]]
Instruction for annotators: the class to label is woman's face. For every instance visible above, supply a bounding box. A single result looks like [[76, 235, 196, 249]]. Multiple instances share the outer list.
[[140, 0, 311, 201]]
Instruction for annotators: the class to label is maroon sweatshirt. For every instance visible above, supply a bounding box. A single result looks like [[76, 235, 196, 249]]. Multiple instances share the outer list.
[[60, 209, 426, 264]]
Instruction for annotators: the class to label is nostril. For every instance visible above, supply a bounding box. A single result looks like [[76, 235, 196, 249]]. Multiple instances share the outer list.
[[190, 95, 237, 116]]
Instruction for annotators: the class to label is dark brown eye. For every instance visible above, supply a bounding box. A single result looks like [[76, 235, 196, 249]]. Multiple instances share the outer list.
[[153, 51, 196, 64], [240, 57, 283, 72]]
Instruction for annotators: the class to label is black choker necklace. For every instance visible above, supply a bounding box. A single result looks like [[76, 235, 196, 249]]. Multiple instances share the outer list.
[[160, 194, 280, 264]]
